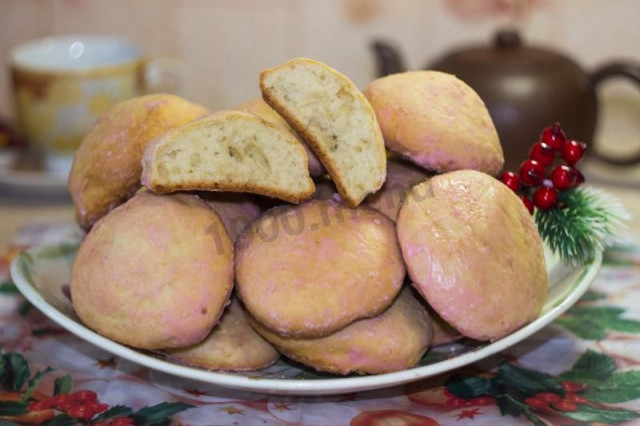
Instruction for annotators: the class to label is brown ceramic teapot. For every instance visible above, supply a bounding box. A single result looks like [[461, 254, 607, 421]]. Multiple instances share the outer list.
[[372, 29, 640, 171]]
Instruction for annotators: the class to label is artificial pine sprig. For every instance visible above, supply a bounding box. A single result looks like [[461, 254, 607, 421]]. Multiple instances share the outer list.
[[500, 122, 630, 266], [534, 186, 630, 266]]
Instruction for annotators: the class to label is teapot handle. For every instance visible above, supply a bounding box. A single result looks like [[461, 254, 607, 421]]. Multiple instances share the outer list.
[[590, 61, 640, 166], [371, 40, 407, 77]]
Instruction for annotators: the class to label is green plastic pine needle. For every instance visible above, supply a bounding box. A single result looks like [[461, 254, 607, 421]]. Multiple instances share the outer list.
[[534, 186, 630, 266]]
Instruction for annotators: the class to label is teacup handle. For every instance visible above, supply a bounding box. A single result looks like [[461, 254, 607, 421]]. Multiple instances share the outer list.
[[590, 61, 640, 166], [141, 57, 191, 98]]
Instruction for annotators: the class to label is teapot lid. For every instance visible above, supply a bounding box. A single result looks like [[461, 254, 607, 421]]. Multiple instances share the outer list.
[[433, 28, 574, 68]]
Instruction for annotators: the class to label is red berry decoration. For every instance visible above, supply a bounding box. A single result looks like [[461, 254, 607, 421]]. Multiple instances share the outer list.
[[540, 122, 566, 151], [529, 141, 555, 166], [499, 123, 589, 216], [519, 159, 545, 186], [501, 170, 520, 192], [550, 165, 574, 190], [534, 187, 558, 211], [569, 167, 585, 188], [562, 140, 587, 165], [520, 195, 534, 214], [499, 123, 627, 266]]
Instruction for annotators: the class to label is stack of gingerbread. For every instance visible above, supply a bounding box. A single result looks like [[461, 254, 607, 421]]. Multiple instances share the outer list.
[[68, 58, 547, 375]]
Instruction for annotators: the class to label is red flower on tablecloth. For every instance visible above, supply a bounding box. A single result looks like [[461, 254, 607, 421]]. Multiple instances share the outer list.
[[183, 388, 208, 397], [0, 390, 55, 424], [407, 379, 495, 409], [219, 405, 244, 415], [407, 349, 640, 425], [350, 409, 439, 425], [94, 357, 117, 369], [456, 408, 483, 420], [0, 351, 193, 425], [272, 402, 292, 411]]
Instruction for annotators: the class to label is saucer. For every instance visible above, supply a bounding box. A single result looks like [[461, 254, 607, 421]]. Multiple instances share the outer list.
[[0, 150, 70, 200], [582, 157, 640, 188]]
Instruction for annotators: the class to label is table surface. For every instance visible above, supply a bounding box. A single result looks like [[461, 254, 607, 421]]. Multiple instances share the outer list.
[[0, 162, 639, 425]]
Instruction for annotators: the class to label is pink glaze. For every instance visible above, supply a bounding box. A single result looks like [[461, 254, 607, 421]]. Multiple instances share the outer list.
[[251, 287, 433, 375], [364, 71, 504, 176], [236, 199, 405, 338], [70, 191, 234, 349], [396, 171, 547, 341]]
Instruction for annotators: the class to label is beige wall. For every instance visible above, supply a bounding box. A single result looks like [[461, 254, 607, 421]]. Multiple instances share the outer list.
[[2, 0, 640, 141]]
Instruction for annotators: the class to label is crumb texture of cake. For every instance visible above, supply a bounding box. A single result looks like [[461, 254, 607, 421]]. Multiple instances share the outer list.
[[260, 57, 386, 207], [141, 110, 315, 203], [235, 98, 324, 177]]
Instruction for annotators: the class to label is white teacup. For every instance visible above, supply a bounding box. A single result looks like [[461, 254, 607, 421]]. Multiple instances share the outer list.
[[9, 35, 187, 174]]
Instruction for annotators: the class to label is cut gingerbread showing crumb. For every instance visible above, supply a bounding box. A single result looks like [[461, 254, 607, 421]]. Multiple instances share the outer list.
[[141, 110, 315, 204], [260, 58, 386, 207]]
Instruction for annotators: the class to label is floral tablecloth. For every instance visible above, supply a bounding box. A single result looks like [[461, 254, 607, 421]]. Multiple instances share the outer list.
[[1, 223, 639, 426]]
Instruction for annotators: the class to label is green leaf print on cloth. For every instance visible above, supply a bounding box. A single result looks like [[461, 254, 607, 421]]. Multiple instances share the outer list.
[[0, 350, 193, 425], [442, 349, 640, 425], [556, 305, 640, 340], [560, 350, 640, 403]]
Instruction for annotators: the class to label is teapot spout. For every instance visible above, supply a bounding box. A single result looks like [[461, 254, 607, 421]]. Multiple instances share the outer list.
[[371, 40, 406, 77]]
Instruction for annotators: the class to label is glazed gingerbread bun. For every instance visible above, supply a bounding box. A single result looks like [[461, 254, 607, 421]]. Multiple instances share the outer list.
[[427, 306, 463, 346], [249, 286, 433, 375], [200, 193, 262, 243], [364, 157, 432, 222], [70, 191, 234, 350], [68, 94, 208, 230], [363, 71, 504, 176], [163, 297, 279, 371], [235, 199, 405, 338], [396, 170, 547, 341]]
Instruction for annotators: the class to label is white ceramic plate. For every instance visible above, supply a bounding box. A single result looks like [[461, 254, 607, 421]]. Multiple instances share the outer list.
[[10, 239, 601, 396]]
